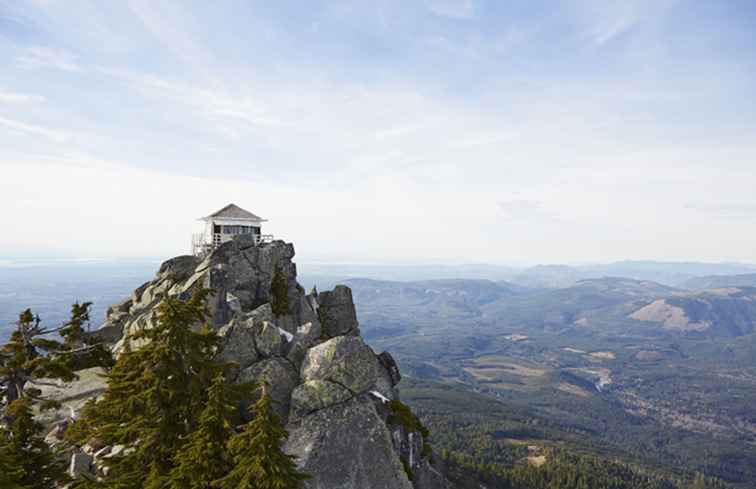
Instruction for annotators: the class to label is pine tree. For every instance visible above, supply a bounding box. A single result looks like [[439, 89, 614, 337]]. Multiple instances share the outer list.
[[1, 309, 76, 415], [1, 305, 112, 415], [270, 265, 290, 317], [169, 373, 237, 489], [60, 301, 92, 349], [0, 399, 69, 489], [0, 425, 25, 489], [214, 384, 309, 489], [70, 290, 229, 488], [0, 305, 112, 488], [59, 302, 114, 371]]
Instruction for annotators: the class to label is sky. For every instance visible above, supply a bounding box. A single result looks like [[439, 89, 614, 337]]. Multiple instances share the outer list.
[[1, 0, 755, 265]]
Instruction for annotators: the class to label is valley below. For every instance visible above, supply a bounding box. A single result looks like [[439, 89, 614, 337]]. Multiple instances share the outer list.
[[3, 260, 756, 486], [345, 276, 756, 486]]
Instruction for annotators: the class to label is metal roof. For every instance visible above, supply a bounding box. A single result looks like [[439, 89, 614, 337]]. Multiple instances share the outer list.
[[203, 203, 265, 221]]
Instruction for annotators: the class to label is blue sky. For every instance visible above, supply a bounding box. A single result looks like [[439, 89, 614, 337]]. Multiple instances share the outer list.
[[1, 0, 755, 264]]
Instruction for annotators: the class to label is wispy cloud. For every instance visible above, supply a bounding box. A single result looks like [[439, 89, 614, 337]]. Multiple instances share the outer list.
[[126, 0, 219, 80], [0, 116, 70, 143], [15, 46, 82, 72], [425, 0, 475, 19], [0, 90, 45, 104], [100, 68, 293, 133], [568, 0, 678, 46], [1, 0, 755, 263]]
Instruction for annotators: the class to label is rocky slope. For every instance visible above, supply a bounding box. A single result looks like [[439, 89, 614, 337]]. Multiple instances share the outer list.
[[55, 234, 451, 489]]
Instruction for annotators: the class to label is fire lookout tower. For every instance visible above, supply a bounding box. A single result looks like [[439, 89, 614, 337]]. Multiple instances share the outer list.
[[192, 203, 272, 256]]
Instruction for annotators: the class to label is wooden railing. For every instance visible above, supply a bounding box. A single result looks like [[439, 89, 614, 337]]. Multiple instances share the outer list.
[[192, 232, 274, 256]]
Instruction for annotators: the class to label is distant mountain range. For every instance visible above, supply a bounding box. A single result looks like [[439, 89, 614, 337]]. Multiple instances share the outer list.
[[301, 260, 756, 290], [683, 273, 756, 289], [345, 276, 756, 340], [5, 259, 756, 342]]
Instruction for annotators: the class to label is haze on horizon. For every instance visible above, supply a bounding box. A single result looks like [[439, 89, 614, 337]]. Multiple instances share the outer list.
[[1, 1, 755, 265]]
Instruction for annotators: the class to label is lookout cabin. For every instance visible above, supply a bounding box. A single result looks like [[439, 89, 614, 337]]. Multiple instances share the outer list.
[[192, 203, 272, 256]]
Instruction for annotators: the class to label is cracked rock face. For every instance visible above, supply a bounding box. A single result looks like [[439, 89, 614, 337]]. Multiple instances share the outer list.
[[285, 397, 414, 489], [216, 318, 260, 370], [301, 336, 379, 396], [290, 380, 353, 419], [317, 286, 360, 338], [104, 240, 302, 353], [238, 357, 299, 418], [76, 235, 453, 489]]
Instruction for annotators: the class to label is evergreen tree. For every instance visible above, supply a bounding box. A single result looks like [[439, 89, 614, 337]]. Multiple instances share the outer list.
[[0, 399, 69, 489], [0, 425, 25, 489], [169, 373, 237, 489], [214, 384, 308, 489], [60, 301, 92, 349], [59, 302, 114, 371], [1, 305, 112, 415], [1, 309, 78, 416], [70, 290, 229, 489], [0, 304, 111, 488], [270, 265, 290, 317]]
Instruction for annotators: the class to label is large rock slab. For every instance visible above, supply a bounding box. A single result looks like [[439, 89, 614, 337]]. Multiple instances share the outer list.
[[317, 286, 359, 338], [285, 320, 323, 369], [256, 321, 284, 358], [34, 367, 108, 429], [237, 358, 299, 418], [290, 380, 353, 419], [208, 239, 298, 313], [216, 318, 260, 370], [157, 255, 200, 282], [285, 397, 414, 489], [301, 336, 378, 395]]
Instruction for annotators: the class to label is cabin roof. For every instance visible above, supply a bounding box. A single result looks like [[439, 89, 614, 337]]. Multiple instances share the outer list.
[[203, 203, 265, 221]]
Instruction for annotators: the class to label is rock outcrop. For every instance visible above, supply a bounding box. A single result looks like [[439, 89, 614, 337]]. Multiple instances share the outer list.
[[66, 236, 452, 489]]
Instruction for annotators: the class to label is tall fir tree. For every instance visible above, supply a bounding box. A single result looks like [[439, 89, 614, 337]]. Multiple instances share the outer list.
[[0, 399, 69, 489], [59, 301, 92, 349], [59, 302, 114, 371], [68, 289, 230, 489], [169, 373, 237, 489], [0, 425, 26, 489], [214, 384, 308, 489], [270, 265, 290, 317]]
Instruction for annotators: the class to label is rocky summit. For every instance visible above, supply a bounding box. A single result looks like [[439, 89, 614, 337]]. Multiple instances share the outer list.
[[56, 234, 452, 489]]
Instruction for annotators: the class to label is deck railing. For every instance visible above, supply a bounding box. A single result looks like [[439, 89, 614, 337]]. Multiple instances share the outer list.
[[192, 232, 274, 256], [256, 234, 274, 244]]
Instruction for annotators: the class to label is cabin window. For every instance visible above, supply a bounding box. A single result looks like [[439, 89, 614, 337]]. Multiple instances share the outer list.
[[221, 225, 256, 235]]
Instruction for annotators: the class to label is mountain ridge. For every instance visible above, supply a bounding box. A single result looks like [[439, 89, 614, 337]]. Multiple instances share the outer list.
[[47, 235, 453, 489]]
